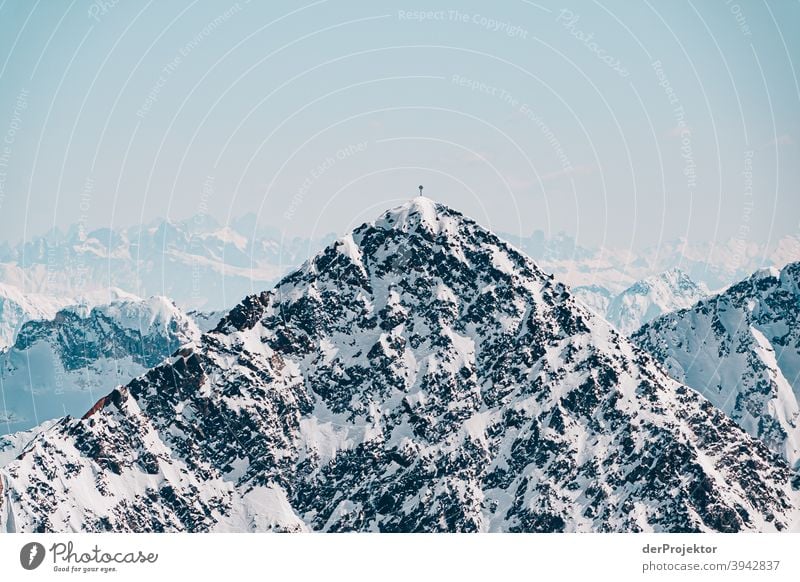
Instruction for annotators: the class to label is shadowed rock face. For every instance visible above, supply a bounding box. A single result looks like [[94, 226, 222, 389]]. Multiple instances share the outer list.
[[1, 198, 797, 533]]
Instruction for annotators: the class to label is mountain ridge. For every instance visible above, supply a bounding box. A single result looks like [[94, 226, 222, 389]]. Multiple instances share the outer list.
[[0, 198, 796, 532], [634, 261, 800, 468]]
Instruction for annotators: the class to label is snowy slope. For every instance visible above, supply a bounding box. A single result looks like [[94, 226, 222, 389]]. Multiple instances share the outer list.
[[570, 285, 614, 318], [0, 420, 57, 468], [634, 263, 800, 467], [0, 199, 796, 533], [0, 296, 199, 434]]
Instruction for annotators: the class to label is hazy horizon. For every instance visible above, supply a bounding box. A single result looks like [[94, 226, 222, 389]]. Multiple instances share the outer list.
[[1, 0, 798, 252], [1, 199, 797, 259]]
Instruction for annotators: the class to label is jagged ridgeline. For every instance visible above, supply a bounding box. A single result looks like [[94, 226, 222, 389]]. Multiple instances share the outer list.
[[1, 198, 797, 532]]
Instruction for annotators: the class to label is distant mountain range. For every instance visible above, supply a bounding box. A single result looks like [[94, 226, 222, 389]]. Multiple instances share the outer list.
[[0, 214, 335, 312], [0, 199, 795, 533], [506, 229, 799, 295], [1, 214, 795, 316]]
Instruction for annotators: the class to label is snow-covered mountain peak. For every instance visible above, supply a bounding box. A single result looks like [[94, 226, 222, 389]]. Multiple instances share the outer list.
[[634, 267, 703, 292], [373, 196, 460, 237], [663, 265, 696, 280], [604, 268, 708, 334]]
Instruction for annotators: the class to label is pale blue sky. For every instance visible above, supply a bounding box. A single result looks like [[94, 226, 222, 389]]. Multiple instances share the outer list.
[[0, 0, 797, 250]]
